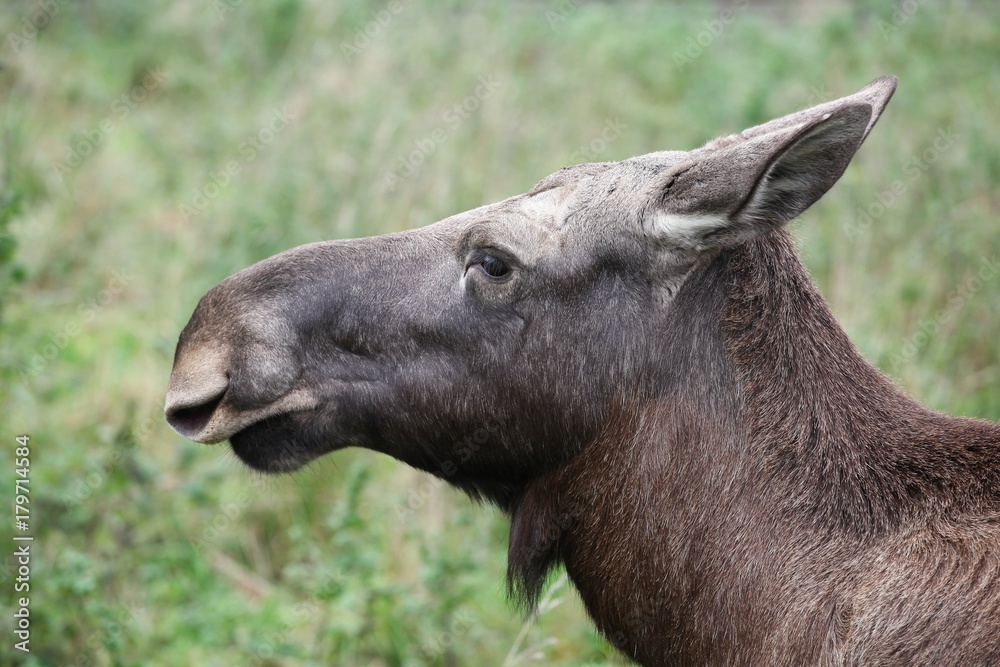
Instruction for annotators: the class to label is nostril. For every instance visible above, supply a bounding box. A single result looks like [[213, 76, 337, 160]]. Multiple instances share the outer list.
[[166, 389, 226, 438]]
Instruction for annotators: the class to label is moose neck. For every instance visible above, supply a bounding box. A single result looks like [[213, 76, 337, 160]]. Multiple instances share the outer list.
[[507, 230, 1000, 662], [721, 231, 1000, 531]]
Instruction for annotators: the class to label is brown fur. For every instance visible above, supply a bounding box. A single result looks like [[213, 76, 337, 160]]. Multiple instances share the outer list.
[[510, 233, 1000, 664]]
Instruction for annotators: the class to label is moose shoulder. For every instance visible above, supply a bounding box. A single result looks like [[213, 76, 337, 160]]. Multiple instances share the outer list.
[[166, 76, 1000, 666]]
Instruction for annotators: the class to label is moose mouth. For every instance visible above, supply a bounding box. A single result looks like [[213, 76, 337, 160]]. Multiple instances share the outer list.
[[229, 415, 307, 472], [227, 409, 340, 473], [165, 370, 320, 444]]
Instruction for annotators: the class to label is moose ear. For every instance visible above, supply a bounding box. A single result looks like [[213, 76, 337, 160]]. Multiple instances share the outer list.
[[651, 76, 897, 251]]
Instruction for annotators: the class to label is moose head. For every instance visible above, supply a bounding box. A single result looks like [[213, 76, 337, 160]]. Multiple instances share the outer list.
[[167, 77, 896, 492], [169, 77, 1000, 666]]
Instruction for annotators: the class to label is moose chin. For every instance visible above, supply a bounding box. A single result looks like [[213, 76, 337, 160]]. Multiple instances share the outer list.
[[166, 75, 1000, 666]]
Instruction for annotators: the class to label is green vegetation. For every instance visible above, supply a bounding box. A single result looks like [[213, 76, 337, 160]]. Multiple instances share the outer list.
[[1, 1, 998, 664]]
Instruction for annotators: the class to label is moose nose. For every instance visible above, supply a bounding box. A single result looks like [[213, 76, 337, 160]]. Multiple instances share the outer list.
[[165, 367, 231, 442], [165, 380, 229, 440], [164, 341, 234, 443], [165, 332, 319, 445]]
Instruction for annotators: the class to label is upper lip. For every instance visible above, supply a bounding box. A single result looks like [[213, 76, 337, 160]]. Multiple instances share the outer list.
[[165, 388, 320, 444]]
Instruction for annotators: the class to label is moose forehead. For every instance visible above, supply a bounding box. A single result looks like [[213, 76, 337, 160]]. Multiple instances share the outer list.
[[440, 149, 691, 255]]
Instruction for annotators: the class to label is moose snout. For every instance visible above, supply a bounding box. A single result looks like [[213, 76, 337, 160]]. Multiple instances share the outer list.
[[165, 326, 320, 445], [164, 341, 236, 443]]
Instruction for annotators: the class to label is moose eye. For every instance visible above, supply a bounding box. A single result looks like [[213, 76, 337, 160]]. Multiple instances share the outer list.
[[471, 254, 511, 280]]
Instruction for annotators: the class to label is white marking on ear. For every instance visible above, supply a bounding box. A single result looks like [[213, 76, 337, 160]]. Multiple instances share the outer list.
[[652, 211, 729, 249]]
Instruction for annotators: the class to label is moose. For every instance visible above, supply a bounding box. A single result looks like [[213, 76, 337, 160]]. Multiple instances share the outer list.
[[166, 76, 1000, 665]]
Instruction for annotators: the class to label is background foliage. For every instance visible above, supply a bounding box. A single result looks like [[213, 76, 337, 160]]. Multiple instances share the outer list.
[[1, 0, 998, 664]]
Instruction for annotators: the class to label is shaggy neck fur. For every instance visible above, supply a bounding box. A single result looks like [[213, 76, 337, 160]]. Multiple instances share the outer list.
[[506, 230, 1000, 664]]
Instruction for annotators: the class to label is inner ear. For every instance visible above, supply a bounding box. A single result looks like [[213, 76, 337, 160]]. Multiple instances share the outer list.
[[651, 103, 875, 252], [734, 105, 872, 227]]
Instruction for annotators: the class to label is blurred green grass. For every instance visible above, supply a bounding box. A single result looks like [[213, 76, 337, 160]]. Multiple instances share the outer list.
[[1, 0, 998, 664]]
